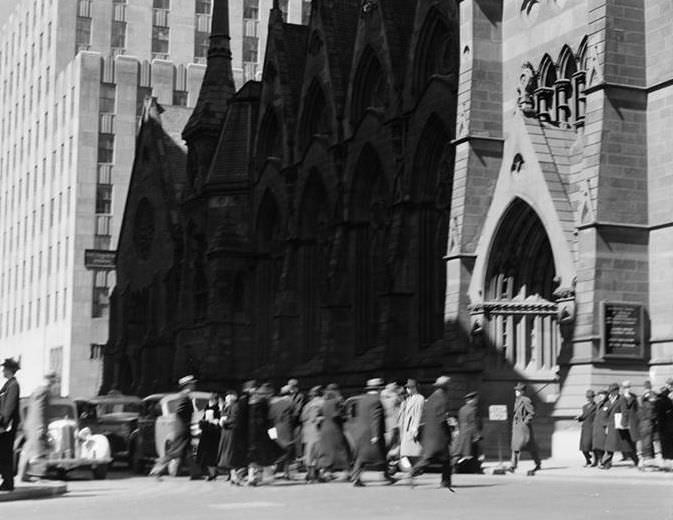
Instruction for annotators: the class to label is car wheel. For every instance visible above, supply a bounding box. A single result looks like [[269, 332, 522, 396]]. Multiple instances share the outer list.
[[92, 464, 109, 480]]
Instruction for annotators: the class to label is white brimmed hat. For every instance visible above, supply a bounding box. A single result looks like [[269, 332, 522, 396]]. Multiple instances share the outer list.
[[178, 375, 197, 387], [433, 375, 452, 388]]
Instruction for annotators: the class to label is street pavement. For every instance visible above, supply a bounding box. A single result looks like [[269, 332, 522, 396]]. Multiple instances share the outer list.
[[1, 463, 672, 520]]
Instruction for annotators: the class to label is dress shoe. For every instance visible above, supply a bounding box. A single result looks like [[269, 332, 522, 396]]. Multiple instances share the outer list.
[[352, 479, 365, 487], [0, 482, 14, 491]]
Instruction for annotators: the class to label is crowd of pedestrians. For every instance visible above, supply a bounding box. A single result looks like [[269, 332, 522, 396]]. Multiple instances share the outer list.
[[149, 375, 483, 489], [575, 379, 673, 470]]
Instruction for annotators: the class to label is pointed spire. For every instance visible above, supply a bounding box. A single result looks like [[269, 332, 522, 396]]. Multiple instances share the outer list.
[[183, 0, 235, 142], [269, 0, 284, 24]]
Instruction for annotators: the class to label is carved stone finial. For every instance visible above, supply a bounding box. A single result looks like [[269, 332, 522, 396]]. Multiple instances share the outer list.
[[517, 62, 537, 116], [361, 0, 378, 15]]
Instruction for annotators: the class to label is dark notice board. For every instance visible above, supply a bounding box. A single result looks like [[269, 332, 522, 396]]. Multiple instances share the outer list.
[[600, 301, 645, 359]]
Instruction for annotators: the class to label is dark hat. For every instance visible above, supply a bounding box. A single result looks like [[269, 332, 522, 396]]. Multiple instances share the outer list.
[[405, 378, 418, 389], [607, 383, 620, 394], [585, 389, 595, 398], [514, 382, 526, 392], [643, 380, 652, 390], [0, 358, 20, 372], [464, 391, 478, 400], [366, 378, 385, 390]]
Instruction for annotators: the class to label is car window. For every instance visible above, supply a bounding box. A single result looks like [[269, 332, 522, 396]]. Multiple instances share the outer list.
[[49, 404, 77, 421], [97, 402, 141, 415]]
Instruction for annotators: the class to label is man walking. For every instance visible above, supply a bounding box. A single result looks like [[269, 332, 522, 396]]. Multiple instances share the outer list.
[[398, 379, 424, 469], [150, 375, 197, 479], [409, 376, 454, 489], [509, 382, 541, 474], [0, 358, 21, 491], [18, 372, 59, 482], [350, 378, 395, 487], [455, 391, 483, 473], [576, 389, 597, 467]]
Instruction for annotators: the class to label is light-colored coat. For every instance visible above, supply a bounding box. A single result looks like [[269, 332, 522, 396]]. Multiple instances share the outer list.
[[398, 394, 424, 458], [301, 396, 324, 466]]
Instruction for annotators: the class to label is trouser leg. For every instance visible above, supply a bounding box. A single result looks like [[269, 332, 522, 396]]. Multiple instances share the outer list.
[[440, 456, 452, 487], [592, 449, 603, 466], [582, 451, 592, 465], [350, 458, 364, 483], [601, 451, 613, 467], [510, 451, 519, 469]]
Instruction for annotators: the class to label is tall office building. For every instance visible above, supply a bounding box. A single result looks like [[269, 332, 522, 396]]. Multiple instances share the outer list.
[[0, 0, 212, 397]]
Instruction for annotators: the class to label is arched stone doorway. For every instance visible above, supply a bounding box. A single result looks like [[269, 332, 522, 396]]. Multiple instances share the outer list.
[[480, 199, 561, 373]]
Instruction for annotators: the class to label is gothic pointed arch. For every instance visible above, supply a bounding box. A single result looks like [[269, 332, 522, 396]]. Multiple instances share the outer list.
[[254, 189, 284, 366], [412, 115, 452, 347], [558, 45, 577, 79], [297, 169, 330, 361], [350, 144, 391, 354], [577, 36, 588, 70], [483, 198, 560, 372], [350, 45, 388, 126], [539, 53, 557, 87], [298, 78, 331, 153], [412, 7, 458, 96]]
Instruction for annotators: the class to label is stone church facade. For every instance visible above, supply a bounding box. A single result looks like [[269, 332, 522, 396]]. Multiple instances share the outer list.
[[105, 0, 673, 458]]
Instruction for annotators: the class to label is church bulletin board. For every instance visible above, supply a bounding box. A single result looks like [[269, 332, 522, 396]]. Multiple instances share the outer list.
[[600, 301, 645, 359]]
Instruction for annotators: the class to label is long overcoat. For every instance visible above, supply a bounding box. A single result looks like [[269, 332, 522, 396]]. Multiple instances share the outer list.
[[455, 400, 482, 458], [316, 396, 350, 470], [604, 396, 627, 453], [656, 389, 673, 459], [398, 394, 424, 458], [163, 393, 192, 462], [577, 401, 597, 452], [511, 395, 535, 451], [216, 402, 239, 469], [248, 395, 280, 466], [269, 395, 295, 450], [0, 376, 20, 474], [23, 384, 51, 476], [617, 394, 640, 442], [301, 396, 324, 466], [418, 389, 452, 460], [592, 399, 611, 451], [195, 403, 220, 468], [351, 392, 387, 465]]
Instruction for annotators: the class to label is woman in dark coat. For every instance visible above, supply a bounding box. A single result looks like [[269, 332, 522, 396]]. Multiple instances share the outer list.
[[247, 384, 281, 484], [216, 390, 239, 480], [316, 385, 351, 478], [592, 390, 609, 465], [196, 394, 221, 480], [576, 389, 597, 466], [219, 383, 254, 485]]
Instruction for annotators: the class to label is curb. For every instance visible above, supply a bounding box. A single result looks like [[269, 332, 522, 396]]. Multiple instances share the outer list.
[[0, 483, 68, 502]]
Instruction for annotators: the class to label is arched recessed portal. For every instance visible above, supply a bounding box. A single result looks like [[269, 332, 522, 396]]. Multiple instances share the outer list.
[[483, 199, 560, 371]]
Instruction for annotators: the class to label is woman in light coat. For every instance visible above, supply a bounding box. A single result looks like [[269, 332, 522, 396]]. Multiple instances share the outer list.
[[300, 386, 324, 482]]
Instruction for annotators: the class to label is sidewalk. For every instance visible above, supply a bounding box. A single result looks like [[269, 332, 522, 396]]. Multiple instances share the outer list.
[[0, 482, 67, 502], [483, 459, 673, 482]]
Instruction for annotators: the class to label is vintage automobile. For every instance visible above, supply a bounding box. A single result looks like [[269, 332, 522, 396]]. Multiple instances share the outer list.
[[129, 391, 210, 474], [14, 396, 112, 479], [75, 392, 142, 467]]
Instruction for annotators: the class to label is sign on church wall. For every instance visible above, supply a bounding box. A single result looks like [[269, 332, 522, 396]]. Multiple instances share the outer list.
[[600, 301, 646, 359]]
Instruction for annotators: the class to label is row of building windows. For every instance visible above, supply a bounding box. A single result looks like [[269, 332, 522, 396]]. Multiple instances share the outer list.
[[0, 0, 54, 77], [1, 189, 72, 262], [1, 237, 70, 294], [0, 288, 69, 339]]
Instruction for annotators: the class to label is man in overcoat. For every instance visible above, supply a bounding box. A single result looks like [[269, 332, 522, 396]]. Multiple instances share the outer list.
[[602, 380, 639, 468], [576, 389, 597, 466], [656, 380, 673, 461], [269, 385, 297, 480], [455, 391, 482, 473], [638, 382, 657, 465], [149, 375, 197, 479], [350, 378, 395, 487], [409, 376, 455, 488], [592, 390, 609, 466], [0, 358, 21, 491], [600, 382, 624, 469], [398, 379, 424, 467], [509, 382, 541, 473], [18, 371, 58, 481]]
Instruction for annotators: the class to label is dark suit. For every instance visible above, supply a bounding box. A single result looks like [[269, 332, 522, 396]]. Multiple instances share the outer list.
[[350, 392, 390, 484], [0, 376, 20, 488], [411, 388, 454, 486], [150, 392, 194, 477], [577, 401, 597, 464], [510, 395, 540, 469]]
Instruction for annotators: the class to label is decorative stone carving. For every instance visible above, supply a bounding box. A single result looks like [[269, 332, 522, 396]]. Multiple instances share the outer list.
[[361, 0, 378, 15], [448, 216, 460, 253], [516, 62, 537, 116], [510, 153, 525, 174], [586, 44, 602, 87]]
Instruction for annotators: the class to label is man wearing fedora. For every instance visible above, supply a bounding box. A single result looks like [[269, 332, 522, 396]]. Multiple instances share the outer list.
[[350, 377, 396, 487], [575, 389, 597, 467], [409, 375, 454, 489], [0, 358, 20, 491], [455, 391, 483, 474], [509, 382, 541, 474], [150, 375, 197, 479]]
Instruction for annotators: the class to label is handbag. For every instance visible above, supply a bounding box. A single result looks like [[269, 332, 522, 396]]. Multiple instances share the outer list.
[[614, 412, 626, 429]]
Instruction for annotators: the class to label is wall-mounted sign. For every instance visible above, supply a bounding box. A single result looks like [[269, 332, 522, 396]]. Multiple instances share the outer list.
[[600, 301, 645, 359], [84, 249, 116, 270], [488, 404, 508, 421]]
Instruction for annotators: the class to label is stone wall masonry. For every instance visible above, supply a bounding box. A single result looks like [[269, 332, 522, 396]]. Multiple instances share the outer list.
[[645, 0, 673, 84]]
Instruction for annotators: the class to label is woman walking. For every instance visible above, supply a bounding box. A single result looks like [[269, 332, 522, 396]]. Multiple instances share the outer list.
[[316, 384, 350, 480], [196, 394, 221, 480]]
